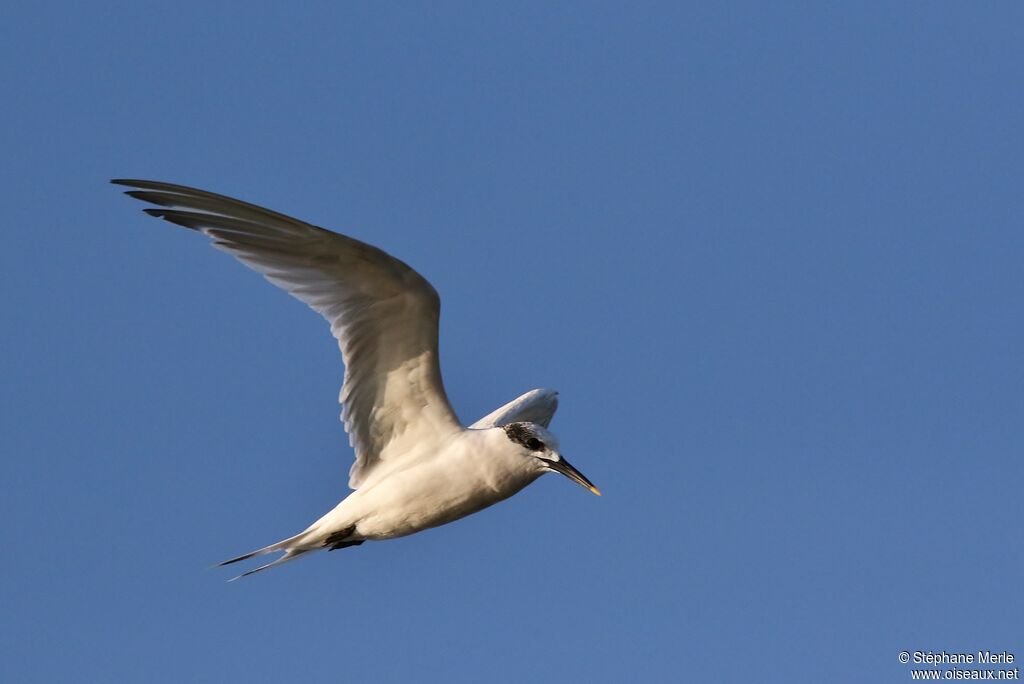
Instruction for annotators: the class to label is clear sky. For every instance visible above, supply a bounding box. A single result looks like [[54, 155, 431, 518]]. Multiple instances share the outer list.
[[2, 3, 1021, 682]]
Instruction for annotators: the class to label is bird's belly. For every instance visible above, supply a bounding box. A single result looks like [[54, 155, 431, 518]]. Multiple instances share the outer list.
[[353, 463, 533, 539]]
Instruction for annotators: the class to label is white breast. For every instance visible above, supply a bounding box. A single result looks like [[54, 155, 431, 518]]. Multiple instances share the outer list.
[[342, 429, 539, 539]]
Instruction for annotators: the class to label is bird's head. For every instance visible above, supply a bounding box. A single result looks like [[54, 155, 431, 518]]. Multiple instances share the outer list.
[[502, 422, 601, 496]]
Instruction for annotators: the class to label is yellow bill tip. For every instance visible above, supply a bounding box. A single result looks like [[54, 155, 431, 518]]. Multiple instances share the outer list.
[[589, 485, 602, 496]]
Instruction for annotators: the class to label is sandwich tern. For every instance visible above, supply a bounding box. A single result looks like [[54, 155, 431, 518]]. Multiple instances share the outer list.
[[114, 179, 599, 579]]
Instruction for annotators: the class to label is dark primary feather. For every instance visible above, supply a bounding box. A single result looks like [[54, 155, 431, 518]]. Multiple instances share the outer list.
[[115, 179, 461, 489]]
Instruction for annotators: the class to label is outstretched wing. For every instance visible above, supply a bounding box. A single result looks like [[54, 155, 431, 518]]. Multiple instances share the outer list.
[[114, 179, 462, 489], [469, 389, 559, 429]]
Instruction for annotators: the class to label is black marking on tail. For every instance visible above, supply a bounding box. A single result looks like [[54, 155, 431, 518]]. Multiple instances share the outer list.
[[323, 525, 362, 551], [219, 550, 260, 566]]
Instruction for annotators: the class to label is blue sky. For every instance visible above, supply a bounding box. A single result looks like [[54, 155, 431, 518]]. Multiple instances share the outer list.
[[2, 3, 1021, 682]]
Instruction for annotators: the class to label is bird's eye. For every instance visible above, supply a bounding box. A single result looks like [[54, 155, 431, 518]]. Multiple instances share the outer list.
[[526, 438, 544, 451]]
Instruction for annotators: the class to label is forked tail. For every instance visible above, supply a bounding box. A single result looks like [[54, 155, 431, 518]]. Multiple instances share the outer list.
[[218, 528, 320, 581], [217, 524, 362, 580]]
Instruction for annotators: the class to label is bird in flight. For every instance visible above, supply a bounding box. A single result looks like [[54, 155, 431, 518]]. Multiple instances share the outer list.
[[114, 180, 599, 579]]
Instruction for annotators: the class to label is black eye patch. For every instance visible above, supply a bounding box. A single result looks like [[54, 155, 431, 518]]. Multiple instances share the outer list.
[[504, 422, 545, 451]]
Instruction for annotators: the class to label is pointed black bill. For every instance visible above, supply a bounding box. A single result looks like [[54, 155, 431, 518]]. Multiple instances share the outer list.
[[546, 457, 601, 496]]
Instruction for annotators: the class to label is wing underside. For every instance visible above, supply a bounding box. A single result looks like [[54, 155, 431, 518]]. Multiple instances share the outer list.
[[115, 179, 462, 488]]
